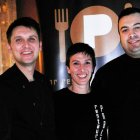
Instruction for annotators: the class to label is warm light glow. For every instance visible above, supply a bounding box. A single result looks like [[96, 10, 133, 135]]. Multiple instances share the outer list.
[[2, 4, 8, 12], [0, 0, 16, 74]]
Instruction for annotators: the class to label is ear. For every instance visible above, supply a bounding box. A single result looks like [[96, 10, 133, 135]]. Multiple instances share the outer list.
[[6, 43, 12, 53], [67, 66, 71, 74]]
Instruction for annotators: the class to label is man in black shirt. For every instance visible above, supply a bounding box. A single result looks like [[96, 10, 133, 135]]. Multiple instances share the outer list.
[[0, 17, 56, 140], [92, 7, 140, 140]]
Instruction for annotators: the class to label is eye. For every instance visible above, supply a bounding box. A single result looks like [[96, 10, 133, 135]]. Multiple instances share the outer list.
[[85, 61, 91, 65], [73, 61, 80, 65], [15, 38, 23, 44], [134, 26, 140, 31], [28, 37, 36, 42], [121, 28, 128, 33]]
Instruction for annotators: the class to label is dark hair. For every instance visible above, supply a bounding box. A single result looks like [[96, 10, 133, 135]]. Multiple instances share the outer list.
[[118, 7, 140, 22], [66, 42, 96, 68], [6, 17, 41, 43]]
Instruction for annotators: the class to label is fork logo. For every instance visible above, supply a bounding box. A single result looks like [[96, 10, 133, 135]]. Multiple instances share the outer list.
[[54, 8, 68, 62]]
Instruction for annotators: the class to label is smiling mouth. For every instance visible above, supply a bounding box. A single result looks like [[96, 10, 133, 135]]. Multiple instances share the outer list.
[[77, 74, 87, 78], [22, 51, 32, 55], [128, 38, 140, 44], [129, 42, 137, 46]]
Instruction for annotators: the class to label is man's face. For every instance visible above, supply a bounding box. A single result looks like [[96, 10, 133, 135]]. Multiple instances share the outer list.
[[67, 52, 94, 87], [8, 26, 42, 66], [119, 13, 140, 58]]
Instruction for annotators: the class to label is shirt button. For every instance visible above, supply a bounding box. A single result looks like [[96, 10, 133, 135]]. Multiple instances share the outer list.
[[33, 102, 36, 106], [22, 85, 25, 88], [40, 121, 43, 127]]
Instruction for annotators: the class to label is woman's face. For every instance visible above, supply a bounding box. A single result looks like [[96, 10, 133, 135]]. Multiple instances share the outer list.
[[67, 52, 94, 87]]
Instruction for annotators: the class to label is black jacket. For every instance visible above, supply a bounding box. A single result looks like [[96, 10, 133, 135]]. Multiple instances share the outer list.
[[92, 54, 140, 140], [0, 64, 56, 140]]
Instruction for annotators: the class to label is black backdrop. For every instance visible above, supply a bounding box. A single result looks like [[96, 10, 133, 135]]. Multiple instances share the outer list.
[[36, 0, 140, 91]]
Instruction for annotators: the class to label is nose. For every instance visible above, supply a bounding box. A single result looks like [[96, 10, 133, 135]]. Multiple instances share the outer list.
[[80, 64, 85, 72], [129, 34, 136, 39], [129, 29, 136, 39], [22, 40, 30, 48]]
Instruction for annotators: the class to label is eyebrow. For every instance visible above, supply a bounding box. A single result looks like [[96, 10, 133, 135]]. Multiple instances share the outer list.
[[71, 58, 92, 62], [120, 23, 140, 31], [14, 35, 38, 39], [134, 23, 140, 26]]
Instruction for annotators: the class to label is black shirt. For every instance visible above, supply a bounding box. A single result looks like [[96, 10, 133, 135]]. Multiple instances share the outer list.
[[92, 54, 140, 140], [0, 64, 56, 140], [54, 87, 108, 140]]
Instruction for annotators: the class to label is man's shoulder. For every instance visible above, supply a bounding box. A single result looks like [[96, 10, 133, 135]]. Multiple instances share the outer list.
[[97, 54, 125, 72], [104, 54, 124, 66], [34, 71, 53, 91], [34, 70, 49, 82], [93, 54, 126, 82]]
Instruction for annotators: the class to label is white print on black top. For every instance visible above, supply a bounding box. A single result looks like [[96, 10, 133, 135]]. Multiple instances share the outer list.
[[94, 105, 106, 140]]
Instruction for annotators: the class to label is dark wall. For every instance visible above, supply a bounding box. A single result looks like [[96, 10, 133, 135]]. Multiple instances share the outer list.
[[16, 0, 38, 21]]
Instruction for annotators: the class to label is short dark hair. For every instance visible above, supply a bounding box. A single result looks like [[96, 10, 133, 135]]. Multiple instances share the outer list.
[[6, 17, 41, 43], [118, 7, 140, 22], [66, 42, 96, 68]]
